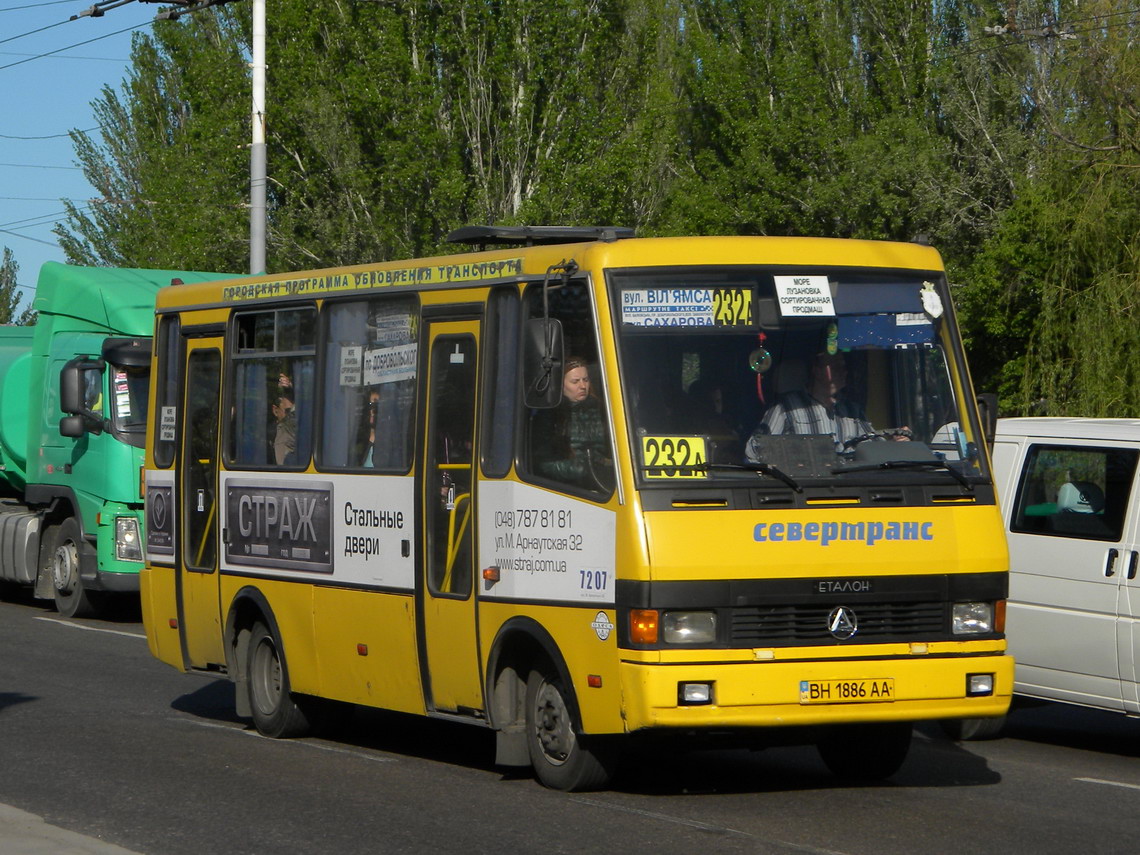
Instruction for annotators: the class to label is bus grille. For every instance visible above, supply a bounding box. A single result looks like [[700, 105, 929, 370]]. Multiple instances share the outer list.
[[730, 601, 946, 645]]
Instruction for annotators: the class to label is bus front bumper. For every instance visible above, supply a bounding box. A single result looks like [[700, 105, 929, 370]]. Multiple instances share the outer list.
[[619, 650, 1013, 731]]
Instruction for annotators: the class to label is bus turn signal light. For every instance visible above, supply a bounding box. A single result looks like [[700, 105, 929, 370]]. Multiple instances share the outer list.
[[630, 609, 659, 644]]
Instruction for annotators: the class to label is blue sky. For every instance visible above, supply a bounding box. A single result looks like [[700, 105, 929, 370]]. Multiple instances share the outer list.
[[1, 0, 158, 312]]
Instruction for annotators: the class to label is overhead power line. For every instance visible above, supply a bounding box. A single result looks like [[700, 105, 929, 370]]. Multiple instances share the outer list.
[[0, 127, 101, 139], [0, 162, 81, 170], [0, 21, 145, 70], [0, 0, 77, 11]]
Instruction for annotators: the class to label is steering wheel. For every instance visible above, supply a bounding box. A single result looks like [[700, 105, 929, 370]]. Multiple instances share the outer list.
[[842, 428, 913, 451], [586, 448, 615, 493], [841, 432, 880, 451]]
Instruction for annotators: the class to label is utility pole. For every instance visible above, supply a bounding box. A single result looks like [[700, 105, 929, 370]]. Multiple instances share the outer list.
[[73, 0, 262, 273], [250, 0, 266, 274]]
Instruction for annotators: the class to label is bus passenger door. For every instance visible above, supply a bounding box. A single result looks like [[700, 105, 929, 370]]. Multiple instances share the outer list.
[[419, 322, 483, 714], [177, 340, 224, 667]]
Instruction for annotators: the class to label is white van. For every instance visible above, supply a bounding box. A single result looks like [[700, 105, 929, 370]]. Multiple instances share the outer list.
[[953, 417, 1140, 738]]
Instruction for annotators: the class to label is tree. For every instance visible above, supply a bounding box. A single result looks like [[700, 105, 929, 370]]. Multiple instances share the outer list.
[[56, 13, 250, 272], [951, 0, 1140, 415], [0, 248, 28, 324]]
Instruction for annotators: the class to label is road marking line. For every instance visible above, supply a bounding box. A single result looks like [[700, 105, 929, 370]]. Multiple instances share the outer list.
[[570, 797, 851, 853], [1075, 777, 1140, 791], [34, 616, 146, 639], [176, 717, 395, 762]]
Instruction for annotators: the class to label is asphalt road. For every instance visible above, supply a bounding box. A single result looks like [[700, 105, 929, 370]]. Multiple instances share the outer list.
[[2, 590, 1138, 855]]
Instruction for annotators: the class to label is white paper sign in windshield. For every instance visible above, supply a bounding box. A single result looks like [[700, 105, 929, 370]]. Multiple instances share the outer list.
[[340, 345, 363, 386], [773, 275, 835, 317]]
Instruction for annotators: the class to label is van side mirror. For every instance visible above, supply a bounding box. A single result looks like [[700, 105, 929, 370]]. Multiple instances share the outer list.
[[523, 317, 564, 409], [976, 392, 998, 446]]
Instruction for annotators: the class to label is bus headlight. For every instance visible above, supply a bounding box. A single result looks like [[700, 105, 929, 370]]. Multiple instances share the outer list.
[[663, 611, 717, 644], [952, 602, 993, 635], [115, 517, 143, 562]]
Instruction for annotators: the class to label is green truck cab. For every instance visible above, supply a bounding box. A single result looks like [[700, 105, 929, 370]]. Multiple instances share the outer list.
[[0, 263, 232, 616]]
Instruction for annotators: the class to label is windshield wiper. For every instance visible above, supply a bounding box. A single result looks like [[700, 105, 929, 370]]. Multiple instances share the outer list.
[[695, 462, 803, 492], [834, 458, 973, 490]]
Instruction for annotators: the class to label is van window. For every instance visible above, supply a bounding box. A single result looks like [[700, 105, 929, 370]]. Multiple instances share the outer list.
[[1011, 444, 1139, 541]]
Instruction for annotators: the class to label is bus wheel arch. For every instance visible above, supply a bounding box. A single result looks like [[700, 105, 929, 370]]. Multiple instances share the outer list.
[[225, 589, 277, 719], [486, 618, 617, 791], [225, 588, 310, 736]]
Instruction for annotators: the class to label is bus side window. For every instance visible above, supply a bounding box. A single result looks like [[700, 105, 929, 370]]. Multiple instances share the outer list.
[[481, 287, 519, 478], [520, 280, 613, 496], [228, 308, 316, 468], [318, 297, 418, 471]]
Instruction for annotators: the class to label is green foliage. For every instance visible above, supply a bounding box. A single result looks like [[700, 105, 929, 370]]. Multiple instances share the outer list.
[[0, 248, 25, 324], [57, 14, 249, 271], [49, 0, 1140, 420]]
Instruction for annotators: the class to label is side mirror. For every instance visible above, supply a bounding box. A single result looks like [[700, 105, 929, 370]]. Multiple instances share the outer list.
[[523, 317, 564, 409], [59, 415, 86, 438], [59, 357, 106, 437], [976, 392, 998, 447], [59, 359, 85, 416]]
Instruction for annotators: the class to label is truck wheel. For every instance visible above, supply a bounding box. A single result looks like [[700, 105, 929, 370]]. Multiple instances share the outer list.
[[247, 621, 311, 738], [50, 518, 96, 619], [525, 667, 614, 791], [817, 722, 912, 781]]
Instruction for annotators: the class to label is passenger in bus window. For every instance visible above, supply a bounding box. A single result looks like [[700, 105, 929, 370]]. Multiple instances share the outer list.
[[533, 357, 611, 490], [746, 351, 907, 460], [271, 388, 297, 465], [362, 390, 379, 468]]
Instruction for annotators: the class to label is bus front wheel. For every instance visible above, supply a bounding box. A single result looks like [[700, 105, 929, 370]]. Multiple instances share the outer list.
[[817, 721, 912, 782], [940, 715, 1006, 741], [247, 621, 311, 738], [525, 668, 614, 791]]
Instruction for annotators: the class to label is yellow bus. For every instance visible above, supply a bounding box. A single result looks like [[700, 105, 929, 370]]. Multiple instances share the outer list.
[[141, 227, 1011, 790]]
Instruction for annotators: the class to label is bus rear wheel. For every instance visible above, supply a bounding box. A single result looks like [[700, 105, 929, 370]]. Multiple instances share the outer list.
[[49, 518, 96, 619], [525, 668, 613, 792], [247, 621, 311, 738], [817, 721, 912, 782]]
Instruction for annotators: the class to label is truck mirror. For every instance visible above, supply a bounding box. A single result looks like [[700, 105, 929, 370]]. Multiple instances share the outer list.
[[59, 415, 85, 438], [59, 359, 84, 415], [523, 317, 564, 409], [59, 357, 106, 436]]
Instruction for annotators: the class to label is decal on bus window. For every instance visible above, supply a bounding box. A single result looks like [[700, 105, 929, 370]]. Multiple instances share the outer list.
[[640, 436, 708, 479], [620, 288, 755, 328]]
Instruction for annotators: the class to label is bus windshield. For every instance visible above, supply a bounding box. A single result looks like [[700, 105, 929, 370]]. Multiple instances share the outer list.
[[611, 267, 986, 487]]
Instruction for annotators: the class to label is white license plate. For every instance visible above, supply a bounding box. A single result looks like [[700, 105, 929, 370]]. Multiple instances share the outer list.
[[799, 678, 895, 704]]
